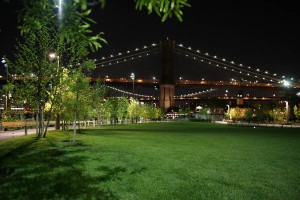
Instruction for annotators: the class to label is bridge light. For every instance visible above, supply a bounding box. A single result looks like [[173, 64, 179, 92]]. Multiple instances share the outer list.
[[196, 50, 200, 53], [213, 56, 217, 58], [248, 66, 251, 69], [188, 47, 191, 50], [222, 58, 226, 61], [135, 48, 139, 51], [118, 53, 122, 55], [273, 74, 277, 76], [256, 68, 260, 71], [144, 46, 147, 48], [179, 44, 183, 47], [231, 61, 234, 64], [205, 53, 209, 55]]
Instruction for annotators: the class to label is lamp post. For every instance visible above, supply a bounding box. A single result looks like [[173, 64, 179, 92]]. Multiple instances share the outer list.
[[282, 79, 290, 122], [226, 104, 231, 120], [130, 72, 135, 94], [285, 101, 289, 122], [2, 58, 9, 111], [58, 0, 63, 24]]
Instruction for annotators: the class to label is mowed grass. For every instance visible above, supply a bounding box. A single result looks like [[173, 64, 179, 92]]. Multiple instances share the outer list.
[[0, 122, 299, 200]]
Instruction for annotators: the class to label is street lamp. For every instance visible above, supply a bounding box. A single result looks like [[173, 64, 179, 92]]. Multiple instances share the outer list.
[[58, 0, 63, 23], [283, 79, 290, 87], [49, 53, 59, 74], [130, 72, 135, 94], [1, 57, 8, 80]]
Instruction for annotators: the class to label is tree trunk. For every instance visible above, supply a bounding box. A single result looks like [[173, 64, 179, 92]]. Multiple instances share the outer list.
[[73, 111, 77, 142], [55, 113, 60, 130]]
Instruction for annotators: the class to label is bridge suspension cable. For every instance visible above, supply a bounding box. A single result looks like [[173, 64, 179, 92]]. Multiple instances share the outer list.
[[107, 85, 154, 98], [94, 43, 160, 68], [174, 43, 283, 83], [175, 88, 218, 98]]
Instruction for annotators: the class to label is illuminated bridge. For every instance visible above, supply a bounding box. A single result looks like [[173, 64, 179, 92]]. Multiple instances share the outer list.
[[1, 40, 299, 110], [91, 40, 299, 109]]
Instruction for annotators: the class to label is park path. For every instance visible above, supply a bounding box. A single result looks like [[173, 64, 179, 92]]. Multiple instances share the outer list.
[[0, 127, 55, 142]]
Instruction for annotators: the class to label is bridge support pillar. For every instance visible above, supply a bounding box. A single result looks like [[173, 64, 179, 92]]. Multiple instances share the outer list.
[[160, 84, 175, 110], [159, 39, 175, 111]]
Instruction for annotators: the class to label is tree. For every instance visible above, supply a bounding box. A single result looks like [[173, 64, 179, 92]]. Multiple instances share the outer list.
[[294, 105, 300, 119], [90, 79, 108, 124], [7, 27, 59, 138], [77, 0, 191, 22], [117, 97, 129, 124], [245, 109, 253, 122], [5, 0, 105, 138], [128, 99, 142, 123]]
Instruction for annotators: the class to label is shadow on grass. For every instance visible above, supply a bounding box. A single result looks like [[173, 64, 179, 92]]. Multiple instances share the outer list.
[[0, 138, 126, 199]]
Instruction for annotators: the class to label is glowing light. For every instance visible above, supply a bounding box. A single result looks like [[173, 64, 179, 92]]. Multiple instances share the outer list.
[[58, 0, 63, 23], [283, 80, 290, 87]]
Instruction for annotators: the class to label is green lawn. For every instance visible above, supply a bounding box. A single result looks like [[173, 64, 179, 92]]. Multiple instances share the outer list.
[[0, 122, 299, 199]]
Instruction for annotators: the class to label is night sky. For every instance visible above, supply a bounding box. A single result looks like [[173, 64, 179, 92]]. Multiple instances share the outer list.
[[1, 0, 299, 81]]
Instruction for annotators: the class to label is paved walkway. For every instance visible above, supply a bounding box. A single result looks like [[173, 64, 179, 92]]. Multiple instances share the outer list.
[[0, 127, 55, 142], [215, 121, 300, 128]]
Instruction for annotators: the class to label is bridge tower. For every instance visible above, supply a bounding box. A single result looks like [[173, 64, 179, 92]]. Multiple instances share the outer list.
[[159, 40, 175, 110]]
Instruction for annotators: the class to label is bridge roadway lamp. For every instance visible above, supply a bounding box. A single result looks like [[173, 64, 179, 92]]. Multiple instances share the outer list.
[[130, 73, 135, 94]]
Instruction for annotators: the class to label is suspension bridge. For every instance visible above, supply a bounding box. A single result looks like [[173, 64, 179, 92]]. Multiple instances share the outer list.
[[0, 39, 299, 111], [91, 39, 299, 110]]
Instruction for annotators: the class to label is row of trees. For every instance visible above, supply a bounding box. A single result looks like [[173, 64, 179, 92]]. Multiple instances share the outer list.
[[227, 104, 300, 123], [1, 0, 191, 140]]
